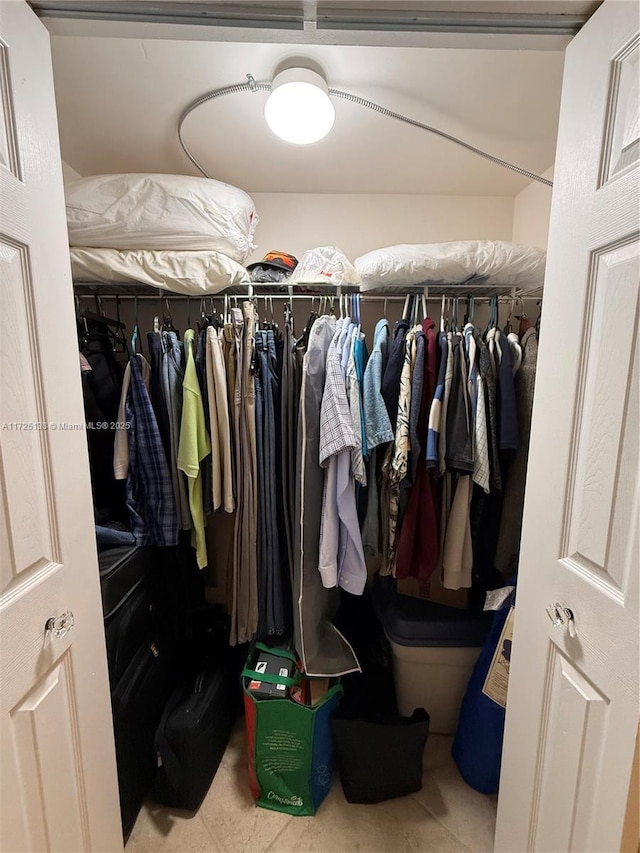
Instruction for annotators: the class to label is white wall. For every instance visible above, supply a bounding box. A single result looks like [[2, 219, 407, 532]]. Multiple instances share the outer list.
[[247, 193, 514, 264], [62, 160, 82, 183], [511, 166, 554, 249]]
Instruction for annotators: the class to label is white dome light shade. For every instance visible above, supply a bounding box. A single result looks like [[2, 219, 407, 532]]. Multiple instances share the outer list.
[[264, 68, 335, 145]]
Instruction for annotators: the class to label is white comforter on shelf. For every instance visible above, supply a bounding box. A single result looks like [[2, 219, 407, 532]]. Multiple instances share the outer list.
[[355, 241, 546, 293], [65, 173, 258, 263], [70, 247, 250, 295]]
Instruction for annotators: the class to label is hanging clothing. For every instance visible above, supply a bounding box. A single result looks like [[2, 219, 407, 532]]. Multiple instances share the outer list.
[[222, 322, 237, 500], [470, 330, 504, 588], [486, 326, 499, 380], [361, 319, 393, 558], [205, 325, 234, 513], [340, 319, 354, 374], [146, 331, 172, 461], [360, 447, 381, 556], [426, 331, 449, 471], [80, 319, 126, 524], [280, 318, 299, 585], [318, 325, 367, 595], [363, 318, 393, 452], [114, 354, 151, 481], [346, 330, 367, 487], [495, 328, 538, 573], [442, 473, 473, 589], [445, 333, 474, 475], [205, 326, 222, 512], [438, 332, 455, 476], [230, 303, 259, 645], [408, 325, 426, 485], [229, 308, 245, 645], [125, 353, 179, 547], [465, 325, 490, 495], [395, 317, 441, 582], [255, 329, 286, 637], [242, 301, 259, 636], [195, 327, 213, 516], [497, 331, 519, 452], [507, 332, 523, 375], [353, 333, 369, 460], [294, 314, 360, 678], [161, 331, 191, 530], [177, 329, 211, 569], [390, 325, 416, 480], [381, 326, 416, 575], [381, 317, 410, 429], [475, 330, 502, 492]]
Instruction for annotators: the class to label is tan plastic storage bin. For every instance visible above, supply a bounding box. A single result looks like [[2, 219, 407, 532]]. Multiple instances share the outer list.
[[389, 641, 482, 735], [373, 577, 492, 737]]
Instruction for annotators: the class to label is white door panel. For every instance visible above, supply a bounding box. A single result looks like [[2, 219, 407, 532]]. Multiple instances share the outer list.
[[496, 2, 639, 852], [0, 2, 122, 851]]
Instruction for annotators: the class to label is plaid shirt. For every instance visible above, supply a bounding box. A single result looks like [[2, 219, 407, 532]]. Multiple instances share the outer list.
[[126, 353, 179, 547], [319, 329, 357, 466]]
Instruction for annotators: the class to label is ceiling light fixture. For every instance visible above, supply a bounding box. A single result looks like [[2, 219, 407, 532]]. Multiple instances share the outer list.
[[177, 71, 553, 187], [264, 67, 335, 145]]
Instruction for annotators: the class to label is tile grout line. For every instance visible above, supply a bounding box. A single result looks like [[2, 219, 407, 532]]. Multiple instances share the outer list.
[[408, 791, 476, 853], [261, 813, 295, 853], [195, 806, 229, 853]]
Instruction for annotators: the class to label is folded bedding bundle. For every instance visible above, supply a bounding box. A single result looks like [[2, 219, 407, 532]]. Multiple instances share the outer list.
[[66, 173, 258, 263], [67, 173, 257, 294], [355, 241, 546, 293], [70, 247, 250, 295]]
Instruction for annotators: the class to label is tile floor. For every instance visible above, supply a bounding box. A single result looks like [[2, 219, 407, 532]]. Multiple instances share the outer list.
[[127, 721, 497, 853]]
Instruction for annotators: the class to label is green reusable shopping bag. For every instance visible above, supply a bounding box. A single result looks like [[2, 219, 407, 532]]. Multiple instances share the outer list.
[[242, 644, 343, 816]]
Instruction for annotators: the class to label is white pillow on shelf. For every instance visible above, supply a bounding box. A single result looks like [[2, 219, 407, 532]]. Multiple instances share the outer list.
[[355, 241, 546, 293], [70, 247, 250, 295], [66, 173, 258, 263]]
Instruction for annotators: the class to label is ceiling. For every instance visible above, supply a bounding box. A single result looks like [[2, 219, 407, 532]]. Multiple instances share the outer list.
[[51, 36, 565, 196]]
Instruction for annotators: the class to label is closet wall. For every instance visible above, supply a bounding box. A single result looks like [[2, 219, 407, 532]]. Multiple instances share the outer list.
[[511, 166, 554, 249], [246, 193, 515, 263], [62, 159, 82, 183]]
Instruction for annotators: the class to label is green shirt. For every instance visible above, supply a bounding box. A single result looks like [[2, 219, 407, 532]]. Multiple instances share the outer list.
[[178, 329, 211, 568]]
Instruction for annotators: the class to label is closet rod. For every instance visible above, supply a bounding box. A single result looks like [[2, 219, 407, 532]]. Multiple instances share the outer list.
[[74, 293, 542, 303]]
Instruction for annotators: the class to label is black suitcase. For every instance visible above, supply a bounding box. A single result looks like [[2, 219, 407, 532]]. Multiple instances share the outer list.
[[99, 546, 160, 687], [112, 635, 180, 837], [99, 545, 154, 620], [151, 656, 238, 811]]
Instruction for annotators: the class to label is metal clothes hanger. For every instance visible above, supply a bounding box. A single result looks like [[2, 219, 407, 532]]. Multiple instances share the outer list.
[[162, 297, 178, 334], [466, 295, 475, 327], [453, 296, 460, 333], [402, 294, 411, 321], [131, 296, 141, 355], [504, 294, 516, 335], [485, 295, 498, 335], [153, 289, 161, 333]]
